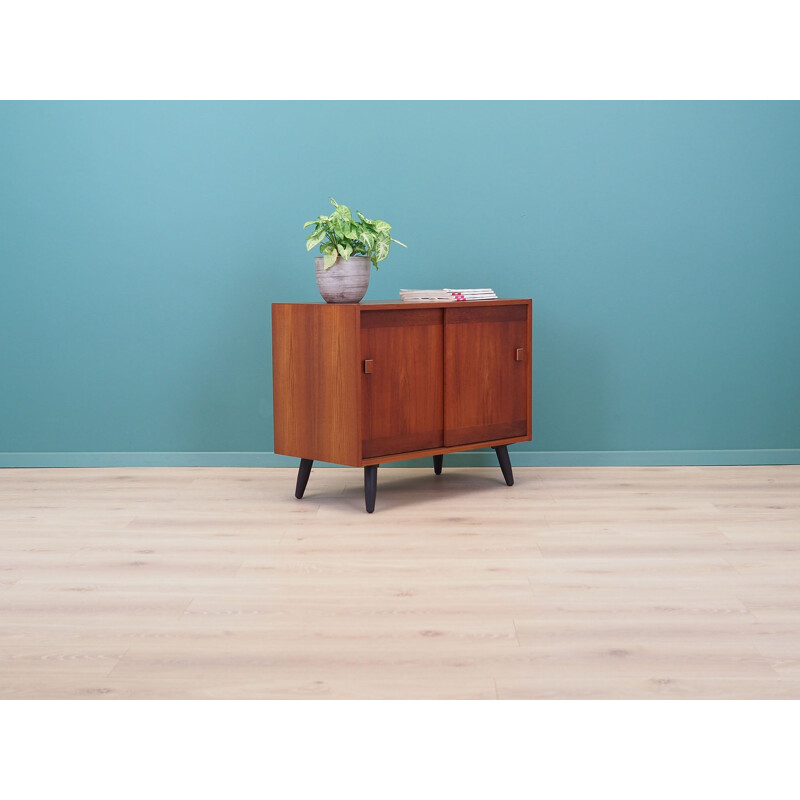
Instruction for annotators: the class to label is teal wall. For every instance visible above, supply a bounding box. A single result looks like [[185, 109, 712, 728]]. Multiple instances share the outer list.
[[1, 101, 799, 466]]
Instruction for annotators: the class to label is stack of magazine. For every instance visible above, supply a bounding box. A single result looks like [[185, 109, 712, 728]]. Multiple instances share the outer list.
[[399, 288, 498, 303], [444, 288, 498, 301]]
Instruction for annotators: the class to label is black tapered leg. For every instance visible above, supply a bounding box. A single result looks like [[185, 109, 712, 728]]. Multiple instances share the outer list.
[[492, 445, 514, 486], [364, 464, 378, 513], [295, 458, 313, 499], [433, 454, 443, 475]]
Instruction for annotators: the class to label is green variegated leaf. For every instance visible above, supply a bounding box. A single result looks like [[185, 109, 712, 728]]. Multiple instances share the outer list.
[[373, 236, 390, 262], [332, 203, 351, 220], [307, 200, 405, 269], [305, 215, 330, 228], [305, 229, 327, 250]]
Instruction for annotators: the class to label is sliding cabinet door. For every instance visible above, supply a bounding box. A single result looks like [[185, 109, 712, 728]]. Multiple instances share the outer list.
[[361, 308, 444, 459], [444, 303, 530, 447]]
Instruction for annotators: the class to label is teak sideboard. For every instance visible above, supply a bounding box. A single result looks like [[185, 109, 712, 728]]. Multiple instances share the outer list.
[[272, 299, 532, 512]]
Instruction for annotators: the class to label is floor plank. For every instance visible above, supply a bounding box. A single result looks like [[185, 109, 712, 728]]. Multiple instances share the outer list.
[[1, 465, 799, 699]]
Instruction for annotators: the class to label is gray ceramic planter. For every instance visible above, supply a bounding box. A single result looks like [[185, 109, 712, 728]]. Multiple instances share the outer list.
[[315, 256, 371, 304]]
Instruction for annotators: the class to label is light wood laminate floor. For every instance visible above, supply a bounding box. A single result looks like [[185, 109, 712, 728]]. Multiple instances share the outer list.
[[1, 465, 799, 699]]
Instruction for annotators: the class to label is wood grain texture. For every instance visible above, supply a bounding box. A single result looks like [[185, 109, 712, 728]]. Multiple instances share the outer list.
[[272, 303, 361, 466], [361, 308, 444, 459], [272, 299, 532, 467], [2, 464, 799, 699], [351, 298, 531, 311], [444, 302, 531, 447], [359, 434, 531, 466]]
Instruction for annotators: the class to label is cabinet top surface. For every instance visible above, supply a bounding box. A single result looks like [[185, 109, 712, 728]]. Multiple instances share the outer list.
[[273, 298, 531, 311]]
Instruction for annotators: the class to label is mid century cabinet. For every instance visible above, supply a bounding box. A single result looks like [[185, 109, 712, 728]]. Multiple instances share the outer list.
[[272, 299, 532, 512]]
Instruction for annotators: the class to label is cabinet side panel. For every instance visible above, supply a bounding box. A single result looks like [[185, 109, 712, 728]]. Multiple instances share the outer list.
[[272, 304, 360, 466], [272, 304, 292, 456], [527, 300, 533, 440]]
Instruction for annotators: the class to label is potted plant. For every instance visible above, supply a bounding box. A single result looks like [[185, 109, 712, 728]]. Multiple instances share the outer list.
[[304, 197, 407, 303]]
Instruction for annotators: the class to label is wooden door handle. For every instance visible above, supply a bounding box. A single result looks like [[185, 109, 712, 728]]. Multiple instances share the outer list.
[[515, 348, 525, 361], [364, 359, 374, 374]]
